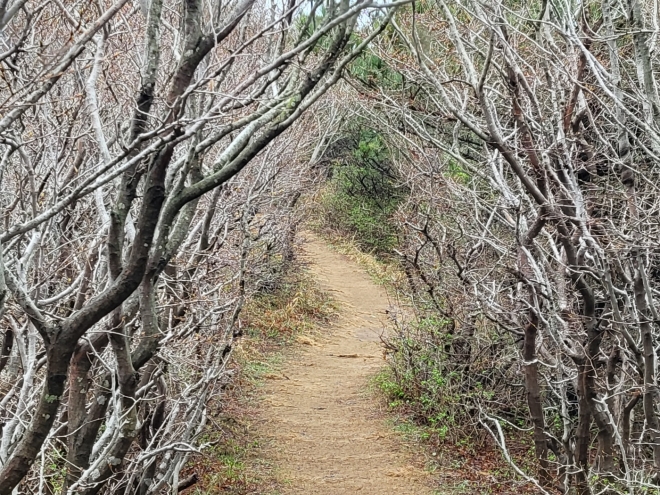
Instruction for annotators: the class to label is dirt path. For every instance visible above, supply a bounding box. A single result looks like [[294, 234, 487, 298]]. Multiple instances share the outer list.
[[255, 235, 431, 494]]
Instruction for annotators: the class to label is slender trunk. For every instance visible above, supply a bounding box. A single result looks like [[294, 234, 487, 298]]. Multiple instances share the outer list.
[[523, 310, 550, 487], [622, 394, 640, 469], [62, 335, 109, 493], [0, 328, 13, 375], [0, 343, 71, 495], [635, 262, 660, 481], [574, 359, 592, 495]]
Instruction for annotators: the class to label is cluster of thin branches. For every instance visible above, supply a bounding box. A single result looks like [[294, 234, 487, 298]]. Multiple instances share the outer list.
[[340, 0, 660, 493], [0, 0, 410, 493]]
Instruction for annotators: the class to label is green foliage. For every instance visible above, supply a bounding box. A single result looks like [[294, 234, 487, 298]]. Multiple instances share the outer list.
[[293, 7, 333, 53], [373, 368, 406, 408], [349, 52, 404, 90], [446, 159, 470, 184], [376, 317, 464, 442], [378, 315, 525, 445], [294, 3, 362, 53], [318, 128, 404, 255], [381, 317, 465, 440]]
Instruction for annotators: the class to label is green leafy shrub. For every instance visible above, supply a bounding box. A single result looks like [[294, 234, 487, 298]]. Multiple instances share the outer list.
[[317, 128, 405, 255], [379, 315, 525, 444]]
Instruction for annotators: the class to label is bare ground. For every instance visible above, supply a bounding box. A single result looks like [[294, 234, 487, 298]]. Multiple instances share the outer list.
[[253, 234, 432, 494]]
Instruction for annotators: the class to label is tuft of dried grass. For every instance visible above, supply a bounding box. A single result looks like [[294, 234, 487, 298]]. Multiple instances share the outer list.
[[240, 266, 337, 342]]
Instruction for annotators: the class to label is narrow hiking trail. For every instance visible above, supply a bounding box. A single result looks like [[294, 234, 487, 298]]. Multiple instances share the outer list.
[[254, 235, 431, 494]]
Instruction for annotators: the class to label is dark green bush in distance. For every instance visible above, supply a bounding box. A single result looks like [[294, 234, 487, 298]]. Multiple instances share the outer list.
[[318, 128, 405, 255]]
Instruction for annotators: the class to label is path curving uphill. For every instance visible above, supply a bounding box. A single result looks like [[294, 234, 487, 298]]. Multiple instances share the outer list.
[[256, 234, 431, 494]]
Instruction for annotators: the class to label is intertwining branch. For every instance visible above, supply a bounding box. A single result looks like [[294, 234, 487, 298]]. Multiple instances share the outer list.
[[0, 1, 407, 493], [344, 0, 660, 493]]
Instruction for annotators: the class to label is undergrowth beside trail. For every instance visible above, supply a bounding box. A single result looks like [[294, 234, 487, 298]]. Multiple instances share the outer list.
[[241, 270, 336, 343], [372, 368, 537, 495], [182, 265, 335, 495]]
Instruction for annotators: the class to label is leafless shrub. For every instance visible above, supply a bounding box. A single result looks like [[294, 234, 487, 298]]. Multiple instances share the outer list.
[[0, 1, 409, 493], [338, 0, 660, 493]]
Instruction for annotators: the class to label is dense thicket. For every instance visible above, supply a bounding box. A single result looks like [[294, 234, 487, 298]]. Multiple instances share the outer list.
[[320, 0, 660, 493], [0, 1, 407, 493]]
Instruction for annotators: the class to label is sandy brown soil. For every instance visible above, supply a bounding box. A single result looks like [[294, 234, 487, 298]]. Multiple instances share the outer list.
[[254, 235, 432, 494]]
